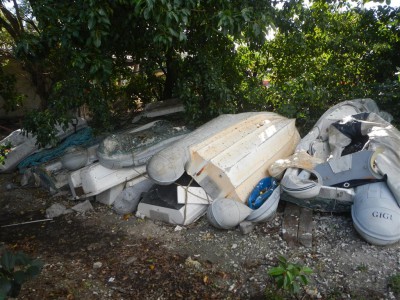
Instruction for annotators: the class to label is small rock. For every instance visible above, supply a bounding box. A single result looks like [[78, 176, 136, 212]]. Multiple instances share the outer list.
[[185, 256, 201, 270], [71, 200, 94, 213], [174, 225, 184, 231], [46, 203, 71, 218], [93, 262, 103, 269], [124, 256, 138, 265], [6, 183, 16, 190], [239, 221, 254, 235]]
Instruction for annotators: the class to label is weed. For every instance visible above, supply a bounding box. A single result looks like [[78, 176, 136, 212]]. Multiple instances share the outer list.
[[357, 263, 368, 272], [268, 255, 313, 295], [0, 248, 43, 299], [388, 273, 400, 296]]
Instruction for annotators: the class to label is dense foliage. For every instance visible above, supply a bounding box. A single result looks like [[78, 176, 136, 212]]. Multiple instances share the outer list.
[[0, 0, 399, 144]]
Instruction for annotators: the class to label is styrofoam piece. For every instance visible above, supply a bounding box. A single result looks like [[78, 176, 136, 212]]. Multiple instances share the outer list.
[[113, 177, 154, 214], [68, 162, 146, 199], [187, 116, 299, 203], [206, 198, 252, 230], [246, 186, 281, 223], [176, 186, 212, 205], [352, 182, 400, 246]]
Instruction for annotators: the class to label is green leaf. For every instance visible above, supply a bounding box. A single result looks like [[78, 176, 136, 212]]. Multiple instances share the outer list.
[[292, 282, 300, 294], [1, 251, 15, 271], [26, 265, 42, 277], [302, 266, 313, 274], [277, 256, 287, 265], [268, 266, 285, 276], [0, 278, 12, 296], [286, 270, 293, 283], [14, 252, 30, 266], [13, 270, 28, 285], [299, 274, 309, 285], [179, 31, 186, 41], [283, 273, 288, 289], [276, 276, 284, 288], [88, 18, 96, 30], [168, 28, 179, 38], [93, 35, 101, 47]]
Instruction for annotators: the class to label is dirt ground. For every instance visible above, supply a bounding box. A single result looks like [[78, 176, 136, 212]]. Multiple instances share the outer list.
[[1, 171, 400, 300]]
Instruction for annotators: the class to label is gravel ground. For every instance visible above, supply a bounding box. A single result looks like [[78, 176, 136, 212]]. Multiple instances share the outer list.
[[1, 172, 400, 299]]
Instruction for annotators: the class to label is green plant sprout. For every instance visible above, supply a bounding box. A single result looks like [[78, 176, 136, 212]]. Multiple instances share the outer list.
[[0, 248, 43, 299], [268, 255, 313, 295], [388, 273, 400, 296]]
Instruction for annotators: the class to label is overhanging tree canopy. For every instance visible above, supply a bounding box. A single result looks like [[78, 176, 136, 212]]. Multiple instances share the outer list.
[[1, 0, 399, 144]]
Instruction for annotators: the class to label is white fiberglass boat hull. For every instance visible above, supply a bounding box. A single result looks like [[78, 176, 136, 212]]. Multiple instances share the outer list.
[[68, 162, 146, 199], [187, 116, 300, 202], [147, 112, 300, 203]]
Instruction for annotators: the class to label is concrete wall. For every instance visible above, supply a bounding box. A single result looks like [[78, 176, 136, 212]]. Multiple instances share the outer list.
[[0, 59, 41, 119]]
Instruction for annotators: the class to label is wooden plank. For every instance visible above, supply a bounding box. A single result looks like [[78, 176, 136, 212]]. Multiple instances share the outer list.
[[298, 208, 314, 248], [282, 203, 300, 247]]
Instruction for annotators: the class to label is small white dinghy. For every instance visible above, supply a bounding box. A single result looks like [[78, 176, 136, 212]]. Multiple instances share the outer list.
[[97, 120, 189, 169], [147, 112, 300, 203]]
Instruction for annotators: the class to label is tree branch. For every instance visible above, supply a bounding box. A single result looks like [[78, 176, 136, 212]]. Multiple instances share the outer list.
[[12, 0, 25, 34], [0, 3, 21, 38]]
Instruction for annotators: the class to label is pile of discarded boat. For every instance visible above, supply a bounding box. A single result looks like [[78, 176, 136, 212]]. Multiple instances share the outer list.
[[3, 98, 400, 246], [276, 98, 400, 245], [1, 111, 299, 229]]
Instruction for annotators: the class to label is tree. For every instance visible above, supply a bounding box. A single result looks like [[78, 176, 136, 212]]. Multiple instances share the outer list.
[[8, 0, 277, 144], [3, 0, 400, 145], [260, 0, 400, 131], [0, 0, 51, 109]]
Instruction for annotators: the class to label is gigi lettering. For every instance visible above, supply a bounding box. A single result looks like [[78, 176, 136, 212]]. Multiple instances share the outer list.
[[372, 211, 393, 220]]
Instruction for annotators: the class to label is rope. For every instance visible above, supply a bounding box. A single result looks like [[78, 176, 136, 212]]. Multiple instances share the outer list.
[[18, 127, 94, 172]]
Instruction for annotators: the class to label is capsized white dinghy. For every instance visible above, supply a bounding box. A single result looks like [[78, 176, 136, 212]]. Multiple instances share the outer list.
[[147, 112, 300, 203]]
